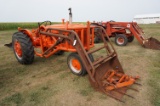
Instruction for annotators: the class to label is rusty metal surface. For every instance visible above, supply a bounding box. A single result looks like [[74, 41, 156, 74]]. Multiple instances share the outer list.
[[143, 37, 160, 50]]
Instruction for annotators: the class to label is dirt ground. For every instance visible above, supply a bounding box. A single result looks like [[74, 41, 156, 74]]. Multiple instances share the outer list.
[[0, 28, 160, 106]]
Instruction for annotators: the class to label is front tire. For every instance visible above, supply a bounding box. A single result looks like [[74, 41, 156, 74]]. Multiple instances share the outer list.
[[12, 32, 34, 64], [115, 34, 128, 46], [67, 53, 87, 76]]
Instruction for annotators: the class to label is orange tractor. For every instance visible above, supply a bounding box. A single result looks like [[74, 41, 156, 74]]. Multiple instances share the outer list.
[[11, 20, 140, 102], [13, 21, 94, 65], [92, 21, 160, 50]]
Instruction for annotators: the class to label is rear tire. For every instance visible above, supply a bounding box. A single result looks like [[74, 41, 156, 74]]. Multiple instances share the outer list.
[[128, 36, 134, 42], [12, 32, 34, 64], [115, 34, 128, 46]]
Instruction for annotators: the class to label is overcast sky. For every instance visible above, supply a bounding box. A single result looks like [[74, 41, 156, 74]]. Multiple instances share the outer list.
[[0, 0, 160, 22]]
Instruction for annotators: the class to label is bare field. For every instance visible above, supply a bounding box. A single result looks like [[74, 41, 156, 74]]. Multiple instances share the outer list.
[[0, 25, 160, 106]]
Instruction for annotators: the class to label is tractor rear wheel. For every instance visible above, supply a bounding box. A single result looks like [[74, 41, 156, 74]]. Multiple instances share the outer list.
[[128, 36, 134, 42], [94, 33, 101, 43], [12, 32, 34, 64], [115, 34, 128, 46]]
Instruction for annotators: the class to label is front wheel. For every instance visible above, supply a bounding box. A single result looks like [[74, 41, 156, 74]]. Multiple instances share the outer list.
[[67, 53, 87, 76], [12, 32, 34, 64], [67, 53, 94, 76], [115, 34, 128, 46]]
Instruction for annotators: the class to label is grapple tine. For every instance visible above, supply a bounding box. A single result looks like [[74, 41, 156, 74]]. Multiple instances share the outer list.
[[103, 90, 125, 103], [134, 82, 142, 86], [127, 87, 139, 92], [115, 90, 135, 99]]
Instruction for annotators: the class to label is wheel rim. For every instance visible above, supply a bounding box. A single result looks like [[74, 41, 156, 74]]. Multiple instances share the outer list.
[[14, 40, 22, 58], [117, 37, 124, 45], [69, 58, 82, 73]]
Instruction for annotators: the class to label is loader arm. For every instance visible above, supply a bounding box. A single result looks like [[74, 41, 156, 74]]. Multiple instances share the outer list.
[[39, 25, 96, 81], [129, 23, 145, 45], [129, 23, 160, 50]]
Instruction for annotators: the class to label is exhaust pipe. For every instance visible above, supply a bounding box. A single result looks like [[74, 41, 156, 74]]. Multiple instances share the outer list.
[[68, 8, 72, 24]]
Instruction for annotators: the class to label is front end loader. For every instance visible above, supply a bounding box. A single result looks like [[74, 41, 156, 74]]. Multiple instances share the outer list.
[[92, 21, 160, 50], [10, 21, 140, 102]]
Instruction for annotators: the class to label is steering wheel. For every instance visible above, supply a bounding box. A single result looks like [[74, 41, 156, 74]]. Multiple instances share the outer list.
[[38, 21, 52, 32], [38, 21, 51, 27]]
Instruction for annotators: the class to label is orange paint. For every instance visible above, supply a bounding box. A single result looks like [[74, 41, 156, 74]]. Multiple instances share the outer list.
[[14, 41, 22, 57], [72, 59, 81, 70]]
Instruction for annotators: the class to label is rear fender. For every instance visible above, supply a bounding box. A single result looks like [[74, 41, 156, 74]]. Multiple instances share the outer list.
[[18, 27, 34, 42]]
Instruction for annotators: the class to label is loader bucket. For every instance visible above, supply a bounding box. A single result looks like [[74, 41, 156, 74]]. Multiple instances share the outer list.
[[88, 52, 140, 102], [143, 37, 160, 50]]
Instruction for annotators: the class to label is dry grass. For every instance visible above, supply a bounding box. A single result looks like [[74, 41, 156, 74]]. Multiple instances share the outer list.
[[0, 24, 160, 106]]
